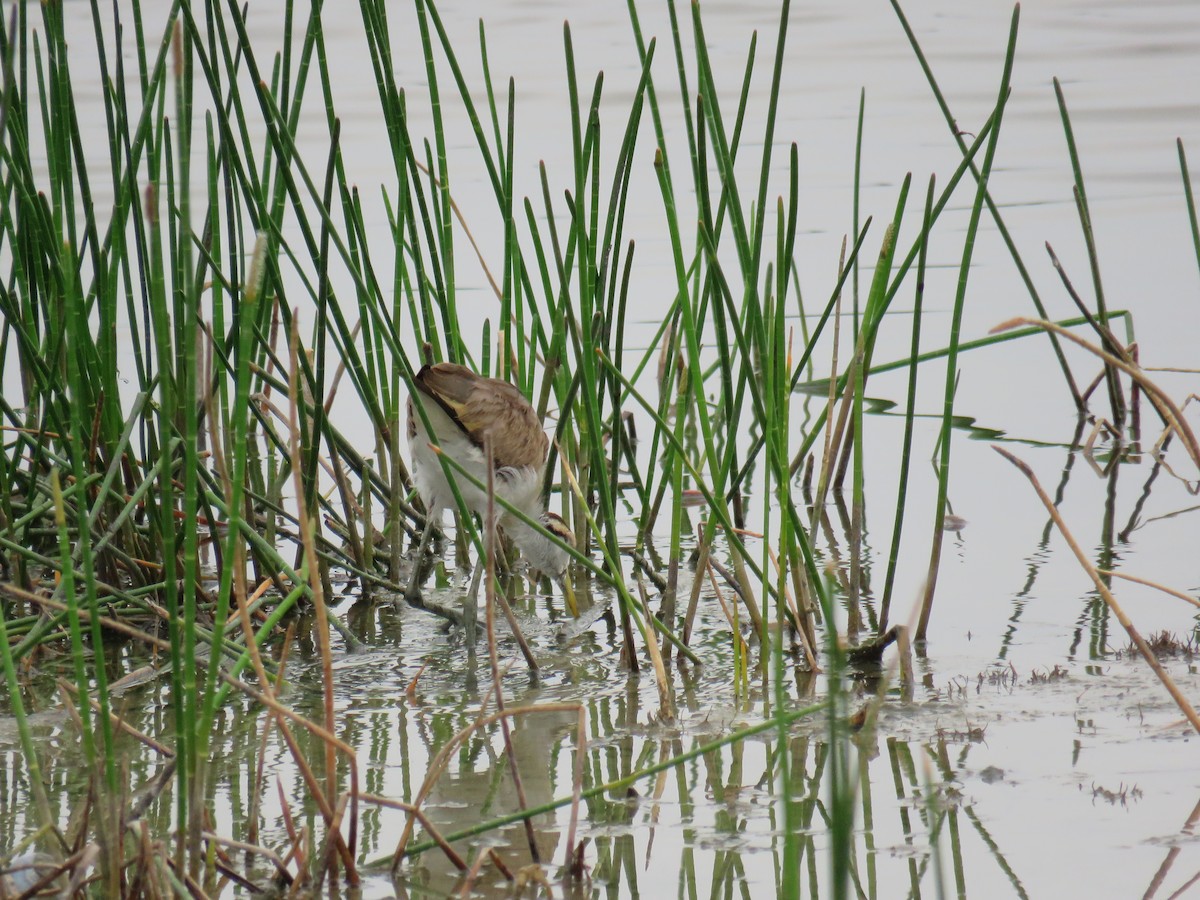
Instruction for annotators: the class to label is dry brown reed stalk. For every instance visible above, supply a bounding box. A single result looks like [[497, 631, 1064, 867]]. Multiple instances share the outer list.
[[895, 625, 916, 702], [276, 776, 299, 848], [57, 680, 174, 758], [159, 853, 209, 899], [59, 842, 101, 898], [719, 540, 763, 651], [389, 702, 586, 870], [315, 793, 353, 886], [201, 833, 291, 882], [487, 848, 516, 882], [670, 528, 762, 653], [834, 347, 868, 493], [483, 441, 541, 864], [558, 450, 675, 717], [795, 238, 847, 487], [1, 845, 81, 898], [706, 560, 749, 667], [1096, 570, 1200, 610], [272, 790, 306, 892], [487, 577, 540, 677], [284, 828, 312, 898], [563, 705, 587, 878], [765, 547, 820, 672], [993, 445, 1200, 734], [1144, 795, 1200, 897], [628, 548, 668, 592], [253, 389, 349, 498], [680, 535, 709, 649], [218, 576, 277, 633], [204, 826, 268, 897], [5, 585, 170, 652], [404, 661, 429, 699], [285, 322, 358, 882], [813, 376, 855, 532], [359, 794, 467, 871], [990, 318, 1200, 472], [456, 849, 493, 898], [131, 822, 158, 897], [410, 157, 505, 304], [330, 449, 369, 602], [454, 848, 520, 897], [1130, 343, 1142, 446], [249, 625, 295, 847], [388, 682, 500, 870], [217, 670, 360, 880]]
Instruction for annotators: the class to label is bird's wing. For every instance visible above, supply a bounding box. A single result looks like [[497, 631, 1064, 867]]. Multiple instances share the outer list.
[[416, 363, 548, 469]]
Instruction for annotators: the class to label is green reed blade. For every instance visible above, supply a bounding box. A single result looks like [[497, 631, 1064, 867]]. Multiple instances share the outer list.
[[879, 175, 935, 630], [1054, 77, 1124, 424], [1180, 139, 1200, 289], [890, 0, 1081, 409], [918, 5, 1020, 642]]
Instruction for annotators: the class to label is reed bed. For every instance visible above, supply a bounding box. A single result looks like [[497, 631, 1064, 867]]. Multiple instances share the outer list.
[[0, 0, 1194, 895]]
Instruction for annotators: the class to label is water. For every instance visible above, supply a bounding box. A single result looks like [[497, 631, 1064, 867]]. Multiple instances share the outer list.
[[3, 0, 1200, 897]]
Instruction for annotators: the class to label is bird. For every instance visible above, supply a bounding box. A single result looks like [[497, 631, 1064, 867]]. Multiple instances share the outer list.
[[405, 362, 575, 633]]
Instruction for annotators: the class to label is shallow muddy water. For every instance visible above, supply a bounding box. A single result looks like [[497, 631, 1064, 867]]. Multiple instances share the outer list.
[[3, 0, 1200, 897]]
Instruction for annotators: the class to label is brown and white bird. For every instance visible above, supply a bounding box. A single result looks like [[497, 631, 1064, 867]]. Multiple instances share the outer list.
[[405, 362, 575, 624]]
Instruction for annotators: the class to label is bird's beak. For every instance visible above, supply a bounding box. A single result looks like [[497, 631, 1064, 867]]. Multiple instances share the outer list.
[[560, 569, 579, 618]]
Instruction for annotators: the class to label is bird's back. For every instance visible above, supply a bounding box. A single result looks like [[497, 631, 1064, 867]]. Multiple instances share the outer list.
[[414, 363, 548, 470], [407, 363, 548, 517]]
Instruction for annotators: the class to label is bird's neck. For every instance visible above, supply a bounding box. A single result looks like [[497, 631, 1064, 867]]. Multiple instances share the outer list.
[[499, 506, 549, 542]]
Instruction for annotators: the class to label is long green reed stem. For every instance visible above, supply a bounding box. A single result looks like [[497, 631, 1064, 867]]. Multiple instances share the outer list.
[[917, 5, 1020, 641]]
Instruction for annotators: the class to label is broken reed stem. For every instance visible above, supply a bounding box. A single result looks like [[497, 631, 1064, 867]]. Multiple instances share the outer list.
[[457, 849, 493, 897], [993, 445, 1200, 734], [990, 317, 1200, 470], [201, 832, 291, 881], [1044, 243, 1126, 361], [707, 560, 750, 666], [681, 533, 709, 648]]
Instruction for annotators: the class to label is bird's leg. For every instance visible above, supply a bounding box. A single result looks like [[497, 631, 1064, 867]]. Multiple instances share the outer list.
[[463, 555, 482, 644], [404, 515, 437, 604], [403, 515, 467, 628], [494, 529, 516, 575]]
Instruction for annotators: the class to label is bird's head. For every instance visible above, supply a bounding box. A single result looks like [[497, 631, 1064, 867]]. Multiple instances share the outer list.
[[516, 511, 574, 578], [504, 510, 579, 615]]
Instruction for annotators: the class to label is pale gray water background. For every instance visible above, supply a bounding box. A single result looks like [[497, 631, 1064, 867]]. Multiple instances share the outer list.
[[3, 0, 1200, 897]]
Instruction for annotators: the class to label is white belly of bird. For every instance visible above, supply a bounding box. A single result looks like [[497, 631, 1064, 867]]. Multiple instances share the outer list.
[[409, 404, 544, 527]]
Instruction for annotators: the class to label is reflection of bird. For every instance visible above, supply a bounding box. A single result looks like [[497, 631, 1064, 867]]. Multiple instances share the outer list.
[[405, 362, 575, 631], [406, 690, 581, 892]]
